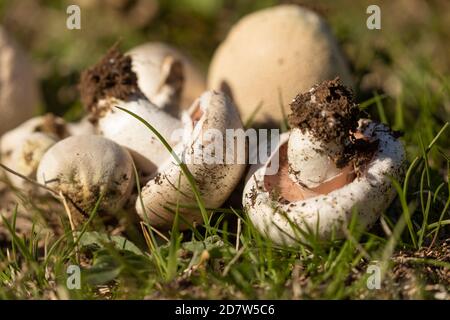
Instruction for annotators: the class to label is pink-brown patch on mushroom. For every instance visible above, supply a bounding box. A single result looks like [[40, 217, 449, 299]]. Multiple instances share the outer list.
[[190, 101, 203, 122], [264, 138, 359, 202], [264, 144, 314, 201]]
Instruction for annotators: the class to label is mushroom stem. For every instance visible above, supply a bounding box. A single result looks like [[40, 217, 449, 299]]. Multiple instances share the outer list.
[[286, 78, 369, 188], [287, 128, 347, 188]]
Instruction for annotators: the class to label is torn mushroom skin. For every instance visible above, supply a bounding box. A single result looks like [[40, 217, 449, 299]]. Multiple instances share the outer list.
[[127, 42, 206, 116], [136, 91, 247, 230], [243, 79, 405, 245]]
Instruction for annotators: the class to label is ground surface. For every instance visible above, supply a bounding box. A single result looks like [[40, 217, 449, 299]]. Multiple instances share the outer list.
[[0, 0, 449, 299]]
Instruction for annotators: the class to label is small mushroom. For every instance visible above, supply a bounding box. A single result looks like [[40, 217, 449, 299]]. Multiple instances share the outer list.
[[243, 79, 405, 245], [0, 115, 68, 190], [36, 135, 135, 227], [137, 91, 247, 230], [80, 46, 185, 177], [0, 27, 41, 135], [127, 42, 206, 115], [208, 4, 352, 126]]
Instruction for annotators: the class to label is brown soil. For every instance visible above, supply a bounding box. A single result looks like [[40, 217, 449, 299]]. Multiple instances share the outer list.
[[163, 56, 184, 93], [288, 77, 378, 169], [36, 113, 69, 139], [364, 240, 450, 299], [389, 240, 450, 297], [0, 181, 64, 246], [79, 44, 141, 117]]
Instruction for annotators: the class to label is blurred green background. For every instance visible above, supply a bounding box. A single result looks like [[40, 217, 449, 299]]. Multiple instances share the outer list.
[[1, 0, 449, 154]]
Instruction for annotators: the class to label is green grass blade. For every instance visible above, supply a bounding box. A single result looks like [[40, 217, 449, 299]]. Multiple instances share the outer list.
[[115, 106, 211, 235]]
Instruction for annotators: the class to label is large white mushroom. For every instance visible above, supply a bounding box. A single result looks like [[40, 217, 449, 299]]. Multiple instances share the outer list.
[[0, 27, 41, 135], [127, 42, 206, 115], [36, 135, 135, 227], [137, 91, 247, 230], [243, 79, 405, 245], [208, 4, 352, 126]]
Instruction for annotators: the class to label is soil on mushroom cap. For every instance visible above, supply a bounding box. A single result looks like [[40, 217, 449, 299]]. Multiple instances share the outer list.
[[79, 44, 142, 118], [288, 77, 359, 142], [35, 113, 69, 139], [288, 77, 379, 170]]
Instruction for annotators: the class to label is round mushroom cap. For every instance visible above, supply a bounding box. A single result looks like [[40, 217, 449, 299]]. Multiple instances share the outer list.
[[208, 5, 352, 126], [2, 132, 57, 190], [36, 135, 135, 223], [0, 115, 68, 189], [0, 115, 68, 159], [243, 120, 405, 245], [127, 42, 206, 113], [0, 27, 41, 135], [136, 91, 247, 230]]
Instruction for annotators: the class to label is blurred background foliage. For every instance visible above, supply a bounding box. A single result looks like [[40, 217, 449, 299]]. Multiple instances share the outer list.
[[0, 0, 449, 159]]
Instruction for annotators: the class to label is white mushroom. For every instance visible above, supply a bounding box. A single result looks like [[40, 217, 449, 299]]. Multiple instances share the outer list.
[[0, 115, 68, 190], [0, 27, 41, 135], [80, 46, 185, 177], [66, 116, 96, 136], [127, 42, 206, 115], [243, 80, 405, 245], [287, 128, 347, 189], [136, 91, 246, 230], [36, 135, 135, 227], [208, 4, 352, 126], [96, 98, 184, 176]]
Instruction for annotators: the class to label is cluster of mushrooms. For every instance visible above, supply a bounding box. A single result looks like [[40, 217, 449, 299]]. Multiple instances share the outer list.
[[0, 5, 405, 245]]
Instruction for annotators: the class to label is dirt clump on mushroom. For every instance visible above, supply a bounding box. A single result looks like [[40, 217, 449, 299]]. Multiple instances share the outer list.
[[35, 113, 69, 139], [79, 44, 142, 118], [288, 77, 379, 172]]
